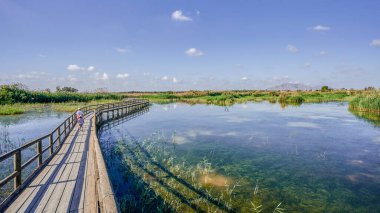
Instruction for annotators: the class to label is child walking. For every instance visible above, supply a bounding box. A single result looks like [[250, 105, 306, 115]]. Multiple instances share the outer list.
[[76, 108, 85, 132]]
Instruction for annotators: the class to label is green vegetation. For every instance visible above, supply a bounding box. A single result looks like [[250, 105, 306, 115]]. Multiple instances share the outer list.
[[1, 83, 378, 115], [0, 84, 126, 105], [0, 105, 25, 115], [349, 92, 380, 112], [129, 90, 355, 106]]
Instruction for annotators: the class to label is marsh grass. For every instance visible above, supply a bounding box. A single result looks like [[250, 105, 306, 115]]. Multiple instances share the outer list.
[[133, 90, 354, 107], [0, 103, 44, 115], [349, 92, 380, 112], [0, 105, 25, 115]]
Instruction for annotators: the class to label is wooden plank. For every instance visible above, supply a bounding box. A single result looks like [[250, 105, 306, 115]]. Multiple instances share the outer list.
[[83, 129, 98, 212], [41, 182, 65, 212], [33, 181, 57, 212], [73, 152, 88, 212], [5, 187, 35, 213], [56, 180, 76, 212], [17, 186, 41, 212]]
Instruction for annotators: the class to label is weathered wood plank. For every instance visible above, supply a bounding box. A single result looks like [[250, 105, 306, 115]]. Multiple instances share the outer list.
[[56, 180, 76, 212], [84, 130, 98, 212], [17, 186, 41, 212]]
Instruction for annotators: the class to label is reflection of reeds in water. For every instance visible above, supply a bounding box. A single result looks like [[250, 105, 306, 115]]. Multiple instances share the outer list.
[[112, 131, 284, 212]]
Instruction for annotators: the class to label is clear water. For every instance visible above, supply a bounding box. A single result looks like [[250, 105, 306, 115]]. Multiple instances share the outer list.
[[100, 102, 380, 212], [0, 108, 69, 203], [0, 108, 69, 155]]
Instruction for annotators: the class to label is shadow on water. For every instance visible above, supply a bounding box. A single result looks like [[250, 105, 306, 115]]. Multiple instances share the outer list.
[[99, 108, 235, 212]]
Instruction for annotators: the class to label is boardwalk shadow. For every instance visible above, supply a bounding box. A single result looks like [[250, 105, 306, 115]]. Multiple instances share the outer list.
[[100, 108, 235, 213]]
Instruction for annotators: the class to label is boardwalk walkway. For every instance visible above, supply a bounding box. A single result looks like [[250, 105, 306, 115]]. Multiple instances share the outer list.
[[5, 113, 98, 212]]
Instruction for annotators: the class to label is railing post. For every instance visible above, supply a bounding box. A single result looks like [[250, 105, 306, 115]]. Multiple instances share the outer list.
[[64, 121, 67, 138], [58, 127, 61, 145], [50, 134, 54, 155], [14, 150, 21, 190], [37, 140, 43, 166]]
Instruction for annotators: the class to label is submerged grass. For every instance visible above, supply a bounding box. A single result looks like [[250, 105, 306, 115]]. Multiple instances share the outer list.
[[109, 131, 284, 212]]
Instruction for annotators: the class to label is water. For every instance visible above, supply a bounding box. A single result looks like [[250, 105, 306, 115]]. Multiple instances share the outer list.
[[0, 108, 69, 155], [99, 102, 380, 212]]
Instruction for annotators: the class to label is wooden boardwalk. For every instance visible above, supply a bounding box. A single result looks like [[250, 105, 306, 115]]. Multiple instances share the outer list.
[[5, 113, 98, 213], [0, 100, 149, 213]]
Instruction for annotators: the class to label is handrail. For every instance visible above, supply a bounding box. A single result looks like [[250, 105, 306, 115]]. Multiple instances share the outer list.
[[0, 98, 149, 207], [92, 98, 149, 212]]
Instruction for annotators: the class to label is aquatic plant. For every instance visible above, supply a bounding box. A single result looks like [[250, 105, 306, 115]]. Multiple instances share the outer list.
[[0, 105, 25, 115], [107, 131, 285, 212]]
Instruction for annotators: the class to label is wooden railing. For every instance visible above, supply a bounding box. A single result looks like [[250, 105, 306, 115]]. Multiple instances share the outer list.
[[0, 99, 149, 208], [92, 99, 149, 212]]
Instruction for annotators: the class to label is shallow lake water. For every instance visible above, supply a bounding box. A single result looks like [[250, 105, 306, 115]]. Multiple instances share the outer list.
[[100, 102, 380, 212], [0, 108, 69, 155]]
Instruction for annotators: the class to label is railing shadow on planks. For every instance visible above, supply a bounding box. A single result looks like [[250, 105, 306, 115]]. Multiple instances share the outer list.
[[0, 99, 150, 212]]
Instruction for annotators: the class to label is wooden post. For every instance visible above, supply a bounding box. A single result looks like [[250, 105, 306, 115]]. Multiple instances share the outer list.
[[64, 121, 67, 138], [58, 127, 61, 145], [68, 117, 71, 130], [49, 134, 54, 155], [37, 140, 43, 166], [14, 150, 21, 190]]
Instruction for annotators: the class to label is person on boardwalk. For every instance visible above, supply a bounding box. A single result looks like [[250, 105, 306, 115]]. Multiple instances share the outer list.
[[76, 108, 84, 131]]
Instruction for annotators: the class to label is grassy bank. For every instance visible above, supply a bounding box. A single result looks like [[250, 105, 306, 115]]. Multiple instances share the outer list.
[[349, 92, 380, 112]]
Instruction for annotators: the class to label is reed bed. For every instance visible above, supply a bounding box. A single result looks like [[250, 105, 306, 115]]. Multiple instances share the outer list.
[[349, 92, 380, 112]]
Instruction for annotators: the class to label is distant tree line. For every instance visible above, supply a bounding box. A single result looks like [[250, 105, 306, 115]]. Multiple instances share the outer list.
[[0, 84, 126, 105]]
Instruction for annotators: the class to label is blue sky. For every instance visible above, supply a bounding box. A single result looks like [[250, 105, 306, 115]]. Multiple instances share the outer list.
[[0, 0, 379, 91]]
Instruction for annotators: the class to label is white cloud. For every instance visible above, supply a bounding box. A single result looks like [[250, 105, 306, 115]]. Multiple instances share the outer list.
[[312, 25, 330, 31], [94, 72, 109, 80], [319, 50, 327, 56], [241, 77, 248, 80], [115, 47, 129, 53], [196, 10, 201, 16], [162, 76, 168, 81], [116, 73, 129, 79], [143, 72, 150, 76], [286, 44, 299, 53], [87, 66, 95, 71], [172, 77, 178, 83], [171, 10, 192, 21], [67, 64, 82, 71], [185, 48, 204, 56], [38, 54, 46, 58], [370, 39, 380, 47], [67, 64, 94, 72]]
